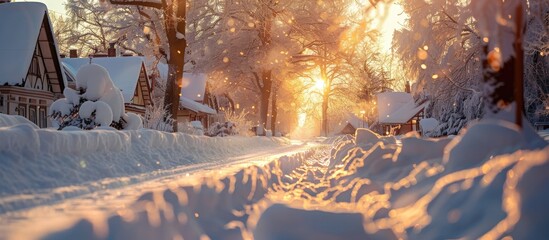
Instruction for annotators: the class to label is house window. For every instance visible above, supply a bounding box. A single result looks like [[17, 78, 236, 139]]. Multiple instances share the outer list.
[[29, 106, 37, 125], [39, 108, 47, 128], [17, 104, 27, 117]]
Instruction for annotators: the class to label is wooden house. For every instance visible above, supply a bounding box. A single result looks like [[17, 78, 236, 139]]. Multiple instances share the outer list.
[[156, 63, 217, 128], [0, 2, 66, 128], [177, 73, 217, 128], [62, 56, 152, 116], [331, 113, 368, 136], [377, 92, 429, 135]]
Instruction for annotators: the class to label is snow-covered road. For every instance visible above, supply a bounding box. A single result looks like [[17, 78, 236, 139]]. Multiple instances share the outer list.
[[2, 114, 549, 240], [0, 139, 323, 240]]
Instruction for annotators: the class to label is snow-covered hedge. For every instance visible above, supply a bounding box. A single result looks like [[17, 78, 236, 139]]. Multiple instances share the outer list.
[[0, 115, 289, 200], [49, 63, 142, 130]]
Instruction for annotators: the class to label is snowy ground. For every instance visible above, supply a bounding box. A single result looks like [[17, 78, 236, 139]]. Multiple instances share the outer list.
[[0, 114, 318, 239], [0, 139, 317, 240], [2, 114, 549, 239]]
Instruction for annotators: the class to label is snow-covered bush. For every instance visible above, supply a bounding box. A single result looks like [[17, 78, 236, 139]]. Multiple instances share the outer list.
[[143, 98, 174, 132], [223, 110, 254, 136], [49, 63, 142, 130], [419, 118, 439, 137], [178, 121, 205, 136], [143, 65, 174, 132], [207, 121, 237, 137]]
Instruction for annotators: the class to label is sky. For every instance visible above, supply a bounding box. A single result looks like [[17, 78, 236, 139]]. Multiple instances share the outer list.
[[21, 0, 67, 16], [377, 2, 407, 52]]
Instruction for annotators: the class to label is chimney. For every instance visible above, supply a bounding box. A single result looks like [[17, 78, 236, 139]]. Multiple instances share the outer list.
[[108, 42, 116, 57], [69, 49, 77, 58], [405, 81, 411, 93]]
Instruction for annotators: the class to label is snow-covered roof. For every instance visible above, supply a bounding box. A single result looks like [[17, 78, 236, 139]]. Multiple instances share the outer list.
[[377, 92, 429, 124], [0, 2, 45, 85], [181, 73, 207, 101], [330, 113, 368, 135], [0, 2, 65, 92], [61, 62, 77, 85], [346, 113, 368, 129], [157, 63, 207, 101], [62, 57, 147, 103], [180, 97, 217, 115]]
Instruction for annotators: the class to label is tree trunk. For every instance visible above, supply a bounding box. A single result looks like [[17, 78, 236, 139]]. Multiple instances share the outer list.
[[271, 86, 278, 134], [513, 3, 524, 128], [482, 45, 516, 113], [107, 1, 186, 132], [162, 2, 187, 132], [224, 93, 235, 113], [164, 63, 183, 131], [256, 4, 273, 136], [481, 2, 524, 129], [321, 94, 328, 137], [259, 70, 272, 135]]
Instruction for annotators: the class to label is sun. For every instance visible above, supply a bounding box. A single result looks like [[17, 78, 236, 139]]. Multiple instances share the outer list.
[[314, 78, 325, 92]]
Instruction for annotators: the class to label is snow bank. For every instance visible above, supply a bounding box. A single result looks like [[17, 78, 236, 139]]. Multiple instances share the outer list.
[[355, 128, 380, 147], [41, 151, 316, 240], [0, 118, 289, 203], [10, 115, 549, 240], [0, 114, 38, 129]]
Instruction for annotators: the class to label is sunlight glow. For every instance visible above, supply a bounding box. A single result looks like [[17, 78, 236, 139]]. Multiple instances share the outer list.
[[314, 78, 325, 92], [297, 113, 307, 128], [417, 49, 428, 60], [374, 3, 407, 53]]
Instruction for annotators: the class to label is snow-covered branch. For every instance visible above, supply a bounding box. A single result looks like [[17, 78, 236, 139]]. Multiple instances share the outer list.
[[109, 0, 163, 9]]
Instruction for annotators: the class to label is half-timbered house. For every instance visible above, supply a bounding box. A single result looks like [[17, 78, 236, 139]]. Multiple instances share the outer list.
[[0, 2, 66, 127]]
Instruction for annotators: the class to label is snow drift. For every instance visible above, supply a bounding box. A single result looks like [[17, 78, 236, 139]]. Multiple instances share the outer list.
[[32, 114, 549, 240], [0, 114, 289, 213]]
